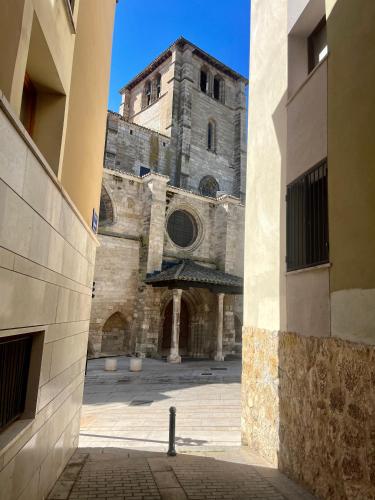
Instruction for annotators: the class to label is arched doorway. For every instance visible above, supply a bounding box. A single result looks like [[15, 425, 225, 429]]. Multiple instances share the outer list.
[[162, 299, 189, 356], [101, 312, 127, 354]]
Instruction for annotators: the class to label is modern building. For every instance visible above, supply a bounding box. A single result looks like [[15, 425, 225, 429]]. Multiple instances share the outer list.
[[89, 38, 247, 360], [242, 0, 375, 498], [0, 1, 116, 498]]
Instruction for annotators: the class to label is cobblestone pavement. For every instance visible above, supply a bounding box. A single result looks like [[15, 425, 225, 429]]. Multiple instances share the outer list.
[[48, 358, 316, 499]]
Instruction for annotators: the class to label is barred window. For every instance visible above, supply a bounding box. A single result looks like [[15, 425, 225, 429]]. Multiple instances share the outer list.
[[167, 210, 197, 248], [0, 335, 32, 431], [286, 160, 329, 271]]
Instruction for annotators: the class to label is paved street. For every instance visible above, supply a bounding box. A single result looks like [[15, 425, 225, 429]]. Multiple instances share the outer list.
[[48, 358, 316, 499], [80, 357, 242, 451]]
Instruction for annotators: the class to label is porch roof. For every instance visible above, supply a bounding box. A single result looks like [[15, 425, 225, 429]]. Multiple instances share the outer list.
[[145, 260, 243, 295]]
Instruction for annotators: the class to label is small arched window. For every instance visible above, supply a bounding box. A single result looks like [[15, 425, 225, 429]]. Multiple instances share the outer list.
[[145, 81, 151, 105], [213, 75, 225, 102], [199, 176, 219, 197], [142, 80, 152, 108], [155, 74, 161, 99], [200, 69, 208, 93], [207, 120, 216, 151]]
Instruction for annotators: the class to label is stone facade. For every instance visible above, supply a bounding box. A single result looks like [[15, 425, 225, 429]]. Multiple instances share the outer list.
[[89, 169, 244, 359], [90, 39, 246, 360], [117, 37, 248, 200], [242, 327, 375, 500]]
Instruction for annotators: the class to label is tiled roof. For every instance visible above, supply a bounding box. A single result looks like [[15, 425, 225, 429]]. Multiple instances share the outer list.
[[145, 260, 243, 294]]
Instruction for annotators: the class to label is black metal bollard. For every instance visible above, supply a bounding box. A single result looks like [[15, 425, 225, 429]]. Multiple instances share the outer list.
[[167, 406, 177, 456]]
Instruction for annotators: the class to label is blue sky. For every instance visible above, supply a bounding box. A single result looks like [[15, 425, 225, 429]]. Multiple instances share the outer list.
[[108, 0, 251, 111]]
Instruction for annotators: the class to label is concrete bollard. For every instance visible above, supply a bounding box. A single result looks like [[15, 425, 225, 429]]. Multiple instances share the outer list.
[[130, 357, 142, 372], [104, 358, 118, 371]]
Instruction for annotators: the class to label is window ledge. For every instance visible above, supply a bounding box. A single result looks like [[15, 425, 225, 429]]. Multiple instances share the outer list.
[[286, 262, 331, 276], [287, 53, 328, 106], [0, 419, 34, 461], [63, 0, 76, 34]]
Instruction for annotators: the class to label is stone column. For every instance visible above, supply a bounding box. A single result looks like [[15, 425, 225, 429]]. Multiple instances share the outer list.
[[168, 289, 182, 363], [214, 293, 225, 361]]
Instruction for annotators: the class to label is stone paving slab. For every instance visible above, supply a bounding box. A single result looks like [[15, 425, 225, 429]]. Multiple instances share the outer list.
[[48, 448, 316, 500], [80, 358, 242, 451], [48, 358, 317, 499]]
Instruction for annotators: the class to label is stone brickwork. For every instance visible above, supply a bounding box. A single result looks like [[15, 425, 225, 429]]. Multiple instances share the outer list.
[[91, 39, 247, 359], [105, 112, 173, 177], [117, 37, 247, 200], [0, 98, 96, 500], [89, 169, 244, 358], [242, 326, 375, 500]]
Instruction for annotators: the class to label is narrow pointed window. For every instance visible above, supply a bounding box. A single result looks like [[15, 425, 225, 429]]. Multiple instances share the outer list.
[[200, 69, 208, 93], [146, 81, 151, 106], [207, 121, 216, 151], [156, 74, 161, 99]]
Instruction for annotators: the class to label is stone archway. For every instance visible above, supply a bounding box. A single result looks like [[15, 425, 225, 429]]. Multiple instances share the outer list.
[[101, 312, 127, 354], [161, 299, 190, 357]]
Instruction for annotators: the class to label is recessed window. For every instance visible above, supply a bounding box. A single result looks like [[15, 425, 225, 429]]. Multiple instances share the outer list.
[[207, 120, 216, 152], [130, 129, 133, 135], [20, 73, 37, 135], [199, 176, 219, 197], [155, 74, 161, 99], [286, 160, 329, 271], [308, 17, 327, 73], [167, 210, 198, 248], [200, 70, 208, 93], [0, 335, 32, 432]]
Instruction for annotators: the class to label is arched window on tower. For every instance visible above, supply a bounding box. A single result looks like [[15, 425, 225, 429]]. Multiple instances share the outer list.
[[155, 74, 161, 99], [199, 176, 219, 197], [142, 80, 152, 108], [200, 68, 208, 93], [207, 120, 216, 152], [213, 75, 225, 103]]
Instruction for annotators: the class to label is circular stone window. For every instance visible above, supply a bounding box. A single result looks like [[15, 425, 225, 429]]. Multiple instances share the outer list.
[[167, 210, 198, 248]]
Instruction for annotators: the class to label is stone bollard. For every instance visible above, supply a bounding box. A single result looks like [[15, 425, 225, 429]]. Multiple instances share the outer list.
[[130, 357, 142, 372], [104, 358, 118, 371]]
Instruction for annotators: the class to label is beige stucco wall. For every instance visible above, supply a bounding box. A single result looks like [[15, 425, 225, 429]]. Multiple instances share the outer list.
[[60, 0, 116, 227], [0, 97, 96, 500], [327, 0, 375, 344], [243, 0, 288, 332], [286, 56, 329, 338], [0, 0, 115, 228]]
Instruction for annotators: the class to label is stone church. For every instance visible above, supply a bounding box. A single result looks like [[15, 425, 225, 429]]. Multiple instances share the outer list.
[[89, 37, 247, 361]]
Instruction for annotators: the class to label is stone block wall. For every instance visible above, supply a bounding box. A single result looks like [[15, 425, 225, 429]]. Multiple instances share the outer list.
[[105, 112, 173, 177], [242, 327, 375, 499], [89, 168, 244, 358], [0, 98, 96, 499]]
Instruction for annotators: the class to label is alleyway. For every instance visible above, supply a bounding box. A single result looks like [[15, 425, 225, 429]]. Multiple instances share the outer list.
[[48, 358, 316, 500]]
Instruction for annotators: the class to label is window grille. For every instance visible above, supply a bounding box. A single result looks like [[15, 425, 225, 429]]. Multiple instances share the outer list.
[[286, 160, 329, 271], [0, 335, 32, 432], [167, 210, 197, 248]]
